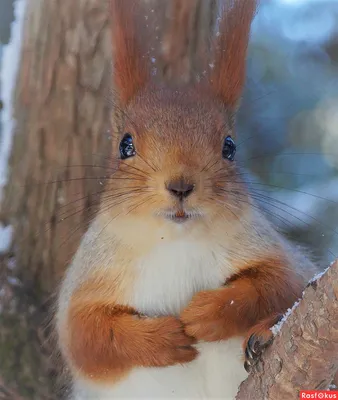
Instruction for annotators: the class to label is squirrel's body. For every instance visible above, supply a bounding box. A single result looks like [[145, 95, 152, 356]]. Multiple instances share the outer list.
[[59, 216, 247, 399], [56, 1, 318, 399], [58, 199, 314, 399]]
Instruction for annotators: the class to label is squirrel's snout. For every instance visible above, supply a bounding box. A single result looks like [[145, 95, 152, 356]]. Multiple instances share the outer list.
[[166, 178, 195, 200]]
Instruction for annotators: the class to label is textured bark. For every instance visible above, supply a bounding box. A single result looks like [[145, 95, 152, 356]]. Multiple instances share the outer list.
[[236, 261, 338, 400], [0, 0, 112, 398], [157, 0, 217, 83], [1, 0, 112, 291]]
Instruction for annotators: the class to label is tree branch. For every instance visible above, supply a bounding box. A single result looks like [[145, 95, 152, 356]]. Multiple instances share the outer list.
[[236, 260, 338, 400]]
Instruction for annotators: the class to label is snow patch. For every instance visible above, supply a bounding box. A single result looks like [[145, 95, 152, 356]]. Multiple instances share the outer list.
[[307, 264, 331, 286], [7, 276, 21, 286], [270, 299, 300, 336], [6, 256, 16, 270], [0, 0, 27, 201], [0, 223, 13, 253]]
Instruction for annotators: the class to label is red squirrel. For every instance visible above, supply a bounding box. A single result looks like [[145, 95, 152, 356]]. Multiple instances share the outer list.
[[56, 1, 317, 398]]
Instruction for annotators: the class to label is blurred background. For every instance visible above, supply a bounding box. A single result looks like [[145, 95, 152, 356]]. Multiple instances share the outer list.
[[0, 0, 338, 398], [239, 0, 338, 267]]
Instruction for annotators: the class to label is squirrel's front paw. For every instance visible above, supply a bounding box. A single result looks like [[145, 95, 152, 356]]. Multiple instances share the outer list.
[[145, 316, 198, 366], [180, 289, 228, 342], [243, 314, 282, 373]]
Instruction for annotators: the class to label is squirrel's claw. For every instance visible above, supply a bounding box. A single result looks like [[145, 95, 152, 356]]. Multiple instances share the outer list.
[[243, 314, 283, 373], [244, 333, 271, 372]]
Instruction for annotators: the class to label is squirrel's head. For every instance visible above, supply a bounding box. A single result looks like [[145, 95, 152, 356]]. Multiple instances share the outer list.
[[106, 0, 256, 235]]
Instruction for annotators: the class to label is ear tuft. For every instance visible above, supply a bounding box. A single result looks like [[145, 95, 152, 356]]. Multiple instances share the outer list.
[[210, 0, 257, 110], [110, 0, 150, 106]]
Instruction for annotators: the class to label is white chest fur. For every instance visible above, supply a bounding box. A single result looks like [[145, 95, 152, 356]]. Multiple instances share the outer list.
[[74, 337, 247, 400], [127, 238, 233, 316], [73, 238, 248, 400]]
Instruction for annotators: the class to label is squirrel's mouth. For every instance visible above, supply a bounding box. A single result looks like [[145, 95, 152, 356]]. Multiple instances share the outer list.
[[172, 210, 190, 223], [157, 209, 203, 224]]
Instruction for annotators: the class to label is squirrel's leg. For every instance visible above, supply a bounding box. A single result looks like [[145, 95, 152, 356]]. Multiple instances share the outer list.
[[180, 258, 303, 344], [62, 297, 197, 383], [243, 313, 283, 372]]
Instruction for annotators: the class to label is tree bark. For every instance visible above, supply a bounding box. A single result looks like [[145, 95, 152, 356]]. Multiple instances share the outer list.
[[157, 0, 217, 83], [0, 0, 112, 398], [236, 260, 338, 400]]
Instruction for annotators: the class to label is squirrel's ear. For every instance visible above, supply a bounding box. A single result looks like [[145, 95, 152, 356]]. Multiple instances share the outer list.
[[210, 0, 257, 111], [110, 0, 149, 106]]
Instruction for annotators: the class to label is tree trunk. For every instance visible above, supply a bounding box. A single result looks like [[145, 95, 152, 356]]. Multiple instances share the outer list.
[[236, 261, 338, 400], [157, 0, 217, 83], [0, 0, 112, 398]]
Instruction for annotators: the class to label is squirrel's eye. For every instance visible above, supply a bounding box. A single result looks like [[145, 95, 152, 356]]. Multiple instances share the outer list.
[[119, 133, 136, 160], [222, 136, 236, 161]]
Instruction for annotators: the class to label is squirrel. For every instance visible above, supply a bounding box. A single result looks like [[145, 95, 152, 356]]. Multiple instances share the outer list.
[[56, 0, 318, 399]]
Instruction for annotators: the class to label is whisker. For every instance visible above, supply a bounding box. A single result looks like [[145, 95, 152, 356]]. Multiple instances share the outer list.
[[89, 195, 156, 247], [206, 195, 250, 234], [100, 189, 151, 205], [125, 196, 157, 216], [200, 158, 219, 173], [19, 175, 148, 189], [121, 163, 152, 178], [56, 184, 153, 250], [50, 188, 148, 232], [19, 177, 109, 189], [239, 152, 336, 165], [216, 189, 303, 234], [232, 170, 323, 179], [136, 151, 158, 172], [214, 179, 338, 207], [217, 188, 338, 259], [57, 196, 132, 250], [249, 190, 338, 237], [57, 189, 142, 218], [250, 193, 338, 259]]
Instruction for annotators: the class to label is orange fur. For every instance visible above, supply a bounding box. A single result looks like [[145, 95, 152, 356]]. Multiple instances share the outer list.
[[103, 86, 251, 226], [65, 283, 197, 382], [181, 257, 303, 342], [210, 0, 257, 109], [57, 1, 317, 393], [110, 0, 149, 105], [243, 313, 282, 353]]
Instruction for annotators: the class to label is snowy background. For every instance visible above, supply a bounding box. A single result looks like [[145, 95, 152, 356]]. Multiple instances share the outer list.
[[0, 0, 338, 267]]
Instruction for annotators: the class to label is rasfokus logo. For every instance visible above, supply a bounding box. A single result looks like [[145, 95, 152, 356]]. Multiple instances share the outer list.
[[300, 391, 338, 399]]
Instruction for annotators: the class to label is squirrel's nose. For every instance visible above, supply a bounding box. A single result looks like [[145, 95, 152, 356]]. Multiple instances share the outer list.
[[166, 179, 195, 200]]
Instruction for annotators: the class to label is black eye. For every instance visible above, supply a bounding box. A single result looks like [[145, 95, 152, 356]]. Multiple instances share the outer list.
[[119, 133, 136, 160], [222, 136, 236, 161]]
